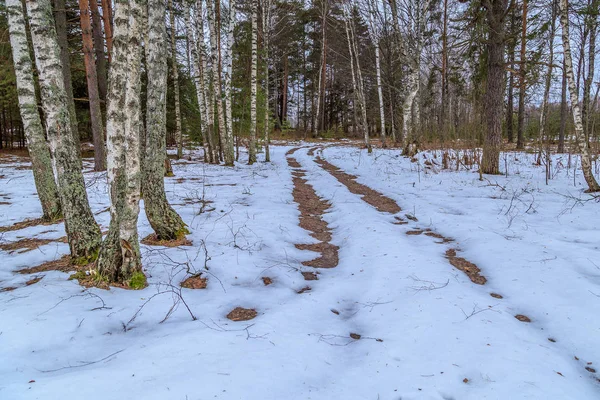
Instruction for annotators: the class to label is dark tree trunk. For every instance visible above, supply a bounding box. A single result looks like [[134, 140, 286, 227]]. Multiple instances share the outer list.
[[89, 0, 108, 102], [559, 57, 567, 153]]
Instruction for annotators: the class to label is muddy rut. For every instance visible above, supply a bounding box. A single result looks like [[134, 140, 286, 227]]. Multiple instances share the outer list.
[[287, 148, 339, 269]]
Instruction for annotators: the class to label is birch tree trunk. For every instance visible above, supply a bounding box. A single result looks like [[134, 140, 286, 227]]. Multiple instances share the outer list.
[[262, 0, 272, 162], [248, 0, 258, 164], [27, 0, 102, 261], [207, 0, 233, 165], [559, 0, 600, 192], [367, 0, 386, 147], [224, 0, 236, 163], [97, 0, 147, 283], [169, 0, 184, 160], [143, 0, 188, 241], [79, 0, 106, 171], [7, 0, 61, 221], [582, 0, 599, 139], [196, 0, 217, 163]]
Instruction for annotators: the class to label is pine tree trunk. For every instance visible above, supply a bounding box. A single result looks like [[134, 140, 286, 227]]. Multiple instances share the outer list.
[[7, 0, 61, 221], [482, 0, 508, 175], [79, 0, 106, 171], [367, 1, 386, 148], [559, 0, 600, 192], [97, 0, 147, 283], [516, 0, 527, 150], [27, 0, 102, 261], [248, 0, 258, 164], [559, 56, 567, 153], [89, 0, 107, 103], [168, 0, 184, 160], [538, 0, 556, 160], [101, 0, 113, 60], [143, 0, 188, 241], [582, 0, 599, 140], [51, 0, 81, 151]]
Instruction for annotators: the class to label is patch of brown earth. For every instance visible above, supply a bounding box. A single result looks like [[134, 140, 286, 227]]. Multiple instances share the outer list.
[[226, 307, 257, 321], [350, 333, 361, 340], [0, 218, 63, 233], [490, 293, 503, 299], [406, 230, 424, 235], [302, 271, 319, 281], [307, 146, 323, 156], [315, 157, 401, 214], [393, 216, 408, 225], [297, 286, 312, 294], [17, 255, 77, 274], [0, 238, 54, 253], [288, 154, 339, 269], [1, 286, 17, 292], [262, 277, 273, 286], [0, 201, 10, 205], [424, 231, 454, 243], [515, 314, 531, 323], [445, 249, 487, 285], [25, 276, 43, 286], [286, 147, 302, 156], [141, 234, 192, 247], [181, 275, 207, 289]]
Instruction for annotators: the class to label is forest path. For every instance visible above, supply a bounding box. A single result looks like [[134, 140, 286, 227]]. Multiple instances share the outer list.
[[303, 144, 600, 387]]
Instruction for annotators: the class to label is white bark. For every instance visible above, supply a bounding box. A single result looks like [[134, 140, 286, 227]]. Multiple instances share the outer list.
[[224, 0, 236, 163], [168, 0, 184, 159], [559, 0, 600, 191], [262, 0, 272, 162], [249, 0, 258, 164], [27, 0, 102, 260], [7, 0, 61, 221]]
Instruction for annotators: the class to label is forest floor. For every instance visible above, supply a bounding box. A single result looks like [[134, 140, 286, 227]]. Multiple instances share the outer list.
[[1, 141, 599, 399]]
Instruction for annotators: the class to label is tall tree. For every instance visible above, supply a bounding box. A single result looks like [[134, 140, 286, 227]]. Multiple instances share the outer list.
[[169, 0, 184, 159], [79, 0, 106, 171], [516, 0, 527, 149], [249, 0, 258, 164], [7, 0, 61, 221], [559, 0, 600, 192], [27, 0, 102, 261], [143, 0, 189, 241], [97, 0, 146, 282], [481, 0, 510, 175]]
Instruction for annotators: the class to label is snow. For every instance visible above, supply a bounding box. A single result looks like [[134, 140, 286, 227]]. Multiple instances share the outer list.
[[0, 144, 599, 399]]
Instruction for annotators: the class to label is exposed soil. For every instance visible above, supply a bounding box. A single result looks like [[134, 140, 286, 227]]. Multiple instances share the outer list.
[[297, 286, 312, 294], [141, 234, 192, 247], [490, 293, 503, 299], [0, 218, 63, 233], [181, 275, 207, 289], [350, 333, 361, 340], [393, 216, 408, 225], [226, 307, 257, 321], [515, 314, 531, 323], [0, 201, 10, 205], [0, 238, 54, 254], [1, 286, 17, 292], [302, 271, 319, 281], [25, 276, 43, 286], [424, 231, 454, 243], [262, 277, 273, 286], [406, 230, 424, 235], [445, 249, 487, 285], [17, 255, 77, 274], [315, 156, 401, 214], [287, 149, 339, 269]]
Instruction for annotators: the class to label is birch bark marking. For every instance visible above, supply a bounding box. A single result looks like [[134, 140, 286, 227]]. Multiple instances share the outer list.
[[559, 0, 600, 192], [143, 0, 189, 241], [26, 0, 102, 261], [249, 0, 258, 164], [79, 0, 106, 171], [7, 0, 61, 221]]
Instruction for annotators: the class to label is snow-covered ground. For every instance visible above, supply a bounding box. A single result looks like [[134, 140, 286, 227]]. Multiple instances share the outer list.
[[0, 143, 599, 399]]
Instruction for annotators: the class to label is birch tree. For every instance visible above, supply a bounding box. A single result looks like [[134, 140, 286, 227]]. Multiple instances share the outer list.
[[249, 0, 258, 164], [262, 0, 272, 162], [224, 0, 236, 163], [143, 0, 189, 241], [79, 0, 106, 171], [97, 0, 146, 284], [366, 0, 386, 147], [27, 0, 102, 262], [7, 0, 61, 221], [169, 0, 184, 159], [559, 0, 600, 192]]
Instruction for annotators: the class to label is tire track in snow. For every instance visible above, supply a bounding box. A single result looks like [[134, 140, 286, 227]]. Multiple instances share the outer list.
[[286, 148, 339, 279]]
